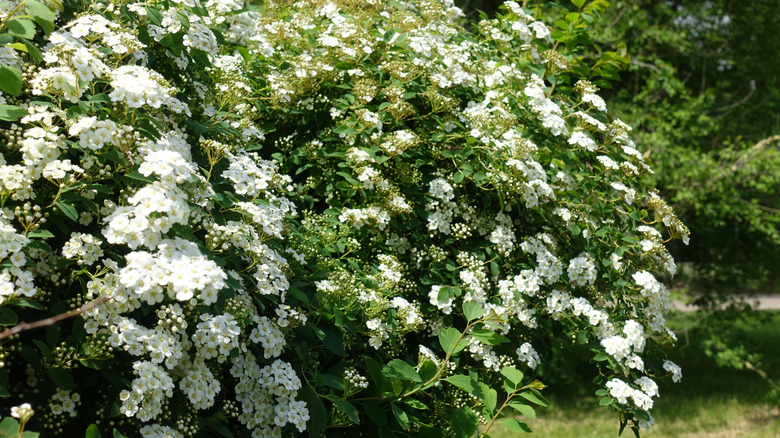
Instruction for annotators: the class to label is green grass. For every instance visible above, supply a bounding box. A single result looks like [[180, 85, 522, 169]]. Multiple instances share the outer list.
[[490, 311, 780, 437]]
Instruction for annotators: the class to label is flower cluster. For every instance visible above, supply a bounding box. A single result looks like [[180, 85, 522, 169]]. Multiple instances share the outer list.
[[0, 0, 307, 435], [0, 0, 688, 436]]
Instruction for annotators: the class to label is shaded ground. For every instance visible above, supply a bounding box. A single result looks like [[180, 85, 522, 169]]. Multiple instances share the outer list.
[[672, 294, 780, 311]]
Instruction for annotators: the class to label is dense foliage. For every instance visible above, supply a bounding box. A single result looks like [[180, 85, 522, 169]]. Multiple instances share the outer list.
[[0, 0, 688, 436]]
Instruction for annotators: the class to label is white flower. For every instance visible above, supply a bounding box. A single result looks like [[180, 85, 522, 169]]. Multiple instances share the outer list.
[[663, 360, 683, 383]]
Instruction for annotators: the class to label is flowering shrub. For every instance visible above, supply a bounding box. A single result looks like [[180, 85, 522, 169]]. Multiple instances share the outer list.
[[0, 0, 689, 436]]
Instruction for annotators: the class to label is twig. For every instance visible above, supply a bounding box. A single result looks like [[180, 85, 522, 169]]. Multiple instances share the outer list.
[[735, 198, 780, 214], [605, 6, 628, 32], [629, 59, 660, 73], [714, 86, 756, 117], [0, 297, 110, 340]]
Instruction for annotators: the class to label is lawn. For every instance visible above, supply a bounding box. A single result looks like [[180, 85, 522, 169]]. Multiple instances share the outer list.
[[492, 311, 780, 437]]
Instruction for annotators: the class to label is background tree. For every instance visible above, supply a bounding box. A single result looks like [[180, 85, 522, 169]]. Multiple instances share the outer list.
[[592, 0, 780, 294]]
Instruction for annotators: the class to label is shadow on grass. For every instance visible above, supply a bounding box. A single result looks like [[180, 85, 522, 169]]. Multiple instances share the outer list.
[[509, 311, 780, 438]]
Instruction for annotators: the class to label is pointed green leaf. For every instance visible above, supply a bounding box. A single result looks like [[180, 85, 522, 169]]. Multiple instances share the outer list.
[[391, 403, 410, 430], [332, 399, 360, 424], [507, 400, 536, 418], [382, 359, 421, 382], [0, 307, 17, 325], [6, 19, 36, 38], [418, 360, 438, 384], [519, 389, 548, 407], [27, 229, 54, 239], [501, 418, 532, 433], [55, 200, 78, 221], [0, 104, 27, 121], [85, 424, 102, 438], [0, 66, 23, 96], [444, 375, 483, 398], [471, 329, 509, 346], [482, 384, 498, 413], [22, 36, 43, 64], [402, 398, 429, 410]]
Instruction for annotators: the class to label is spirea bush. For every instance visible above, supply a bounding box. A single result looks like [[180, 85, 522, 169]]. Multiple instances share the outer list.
[[0, 0, 689, 436]]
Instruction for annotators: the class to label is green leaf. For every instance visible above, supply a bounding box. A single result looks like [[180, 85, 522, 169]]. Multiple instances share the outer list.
[[0, 307, 17, 325], [307, 397, 327, 436], [507, 400, 536, 418], [6, 19, 36, 39], [0, 369, 9, 397], [85, 424, 102, 438], [15, 299, 43, 310], [26, 0, 55, 33], [418, 360, 437, 384], [0, 66, 23, 96], [444, 375, 483, 397], [519, 389, 548, 407], [500, 366, 525, 387], [437, 286, 459, 301], [361, 401, 387, 426], [451, 405, 479, 438], [382, 359, 421, 382], [22, 38, 43, 64], [594, 352, 610, 361], [175, 10, 190, 30], [322, 327, 345, 356], [402, 398, 429, 410], [471, 329, 509, 346], [439, 327, 467, 355], [0, 417, 20, 438], [145, 6, 163, 26], [48, 367, 75, 390], [572, 0, 586, 9], [332, 399, 360, 424], [33, 339, 52, 362], [202, 417, 232, 438], [27, 229, 54, 239], [112, 428, 126, 438], [483, 385, 498, 413], [501, 418, 532, 433], [55, 200, 78, 221], [321, 373, 344, 391], [391, 403, 410, 430], [462, 300, 483, 322], [0, 104, 27, 121]]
